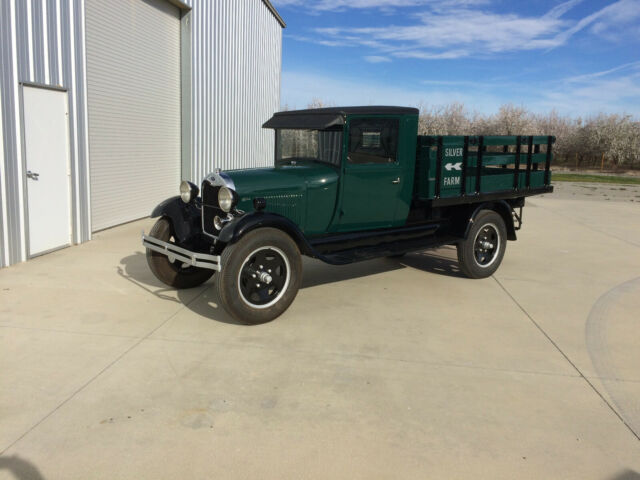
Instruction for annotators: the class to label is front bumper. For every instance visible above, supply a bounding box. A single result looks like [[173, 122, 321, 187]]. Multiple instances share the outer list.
[[142, 233, 221, 271]]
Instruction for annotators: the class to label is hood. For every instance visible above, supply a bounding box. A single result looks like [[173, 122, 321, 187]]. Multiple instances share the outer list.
[[226, 162, 339, 208], [224, 161, 339, 229]]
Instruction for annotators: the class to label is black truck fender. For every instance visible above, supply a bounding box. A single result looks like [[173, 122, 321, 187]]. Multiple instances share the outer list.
[[217, 212, 316, 257], [150, 196, 202, 244], [464, 200, 518, 241]]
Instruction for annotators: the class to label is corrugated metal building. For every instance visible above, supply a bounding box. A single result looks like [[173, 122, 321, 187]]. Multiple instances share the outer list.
[[0, 0, 284, 267]]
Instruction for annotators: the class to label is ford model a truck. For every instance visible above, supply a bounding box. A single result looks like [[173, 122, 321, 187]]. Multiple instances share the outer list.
[[142, 106, 553, 324]]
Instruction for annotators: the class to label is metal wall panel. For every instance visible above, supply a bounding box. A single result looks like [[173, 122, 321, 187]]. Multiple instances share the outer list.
[[0, 0, 91, 267], [1, 0, 282, 266], [189, 0, 283, 183], [1, 0, 27, 265], [0, 77, 6, 268]]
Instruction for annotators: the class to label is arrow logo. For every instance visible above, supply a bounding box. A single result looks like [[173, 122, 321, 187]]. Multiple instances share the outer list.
[[445, 162, 462, 171]]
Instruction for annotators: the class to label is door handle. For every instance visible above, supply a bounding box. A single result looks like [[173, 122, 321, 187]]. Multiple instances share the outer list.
[[392, 177, 400, 184], [26, 170, 40, 180]]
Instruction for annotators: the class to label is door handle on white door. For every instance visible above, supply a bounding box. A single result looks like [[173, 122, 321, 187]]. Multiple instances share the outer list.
[[27, 170, 40, 180], [392, 177, 400, 184]]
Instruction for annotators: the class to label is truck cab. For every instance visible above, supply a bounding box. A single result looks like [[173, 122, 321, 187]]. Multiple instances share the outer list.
[[142, 106, 553, 324], [253, 106, 419, 234]]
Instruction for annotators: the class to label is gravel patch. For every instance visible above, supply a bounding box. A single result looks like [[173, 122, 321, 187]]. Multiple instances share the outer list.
[[543, 182, 640, 202]]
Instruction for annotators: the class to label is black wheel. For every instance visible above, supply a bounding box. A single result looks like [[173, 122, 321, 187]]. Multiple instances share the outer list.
[[457, 210, 507, 279], [145, 218, 214, 288], [215, 228, 302, 324]]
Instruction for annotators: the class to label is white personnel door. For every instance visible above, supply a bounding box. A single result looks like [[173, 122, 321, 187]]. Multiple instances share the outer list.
[[22, 86, 72, 256]]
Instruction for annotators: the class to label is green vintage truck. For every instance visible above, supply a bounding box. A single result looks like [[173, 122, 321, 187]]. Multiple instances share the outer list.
[[143, 106, 553, 323]]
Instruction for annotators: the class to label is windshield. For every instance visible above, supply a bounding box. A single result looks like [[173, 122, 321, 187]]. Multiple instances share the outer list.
[[275, 129, 343, 167]]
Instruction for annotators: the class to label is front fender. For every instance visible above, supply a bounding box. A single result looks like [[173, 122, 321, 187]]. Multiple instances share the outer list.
[[218, 212, 314, 256], [151, 196, 202, 244]]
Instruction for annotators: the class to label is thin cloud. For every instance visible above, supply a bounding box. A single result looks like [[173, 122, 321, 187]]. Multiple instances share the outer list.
[[588, 0, 640, 41], [539, 76, 640, 115], [393, 49, 470, 60], [544, 0, 584, 19], [280, 70, 503, 111], [563, 61, 640, 83], [534, 63, 640, 115], [273, 0, 489, 12], [363, 55, 392, 63], [282, 69, 640, 117], [290, 1, 635, 60]]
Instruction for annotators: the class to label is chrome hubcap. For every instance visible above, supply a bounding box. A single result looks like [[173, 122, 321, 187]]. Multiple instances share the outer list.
[[238, 246, 290, 309], [473, 223, 500, 267], [258, 271, 273, 284]]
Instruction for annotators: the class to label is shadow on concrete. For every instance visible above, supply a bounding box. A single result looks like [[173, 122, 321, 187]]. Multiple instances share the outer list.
[[177, 286, 243, 326], [300, 256, 404, 289], [116, 252, 193, 304], [0, 455, 45, 480], [118, 246, 461, 324], [398, 245, 465, 279], [609, 470, 640, 480], [117, 251, 240, 325]]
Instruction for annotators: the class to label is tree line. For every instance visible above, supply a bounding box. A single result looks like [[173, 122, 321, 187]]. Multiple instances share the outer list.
[[417, 103, 640, 169]]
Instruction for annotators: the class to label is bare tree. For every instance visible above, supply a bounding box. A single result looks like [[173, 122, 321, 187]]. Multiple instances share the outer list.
[[307, 98, 333, 109]]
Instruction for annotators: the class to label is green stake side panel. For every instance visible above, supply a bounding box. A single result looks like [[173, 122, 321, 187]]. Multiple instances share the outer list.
[[416, 135, 555, 200]]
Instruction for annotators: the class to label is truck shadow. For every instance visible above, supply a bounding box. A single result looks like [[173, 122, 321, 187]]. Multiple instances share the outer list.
[[117, 252, 239, 324], [301, 257, 403, 289], [397, 246, 465, 279], [609, 470, 640, 480], [118, 246, 464, 324], [0, 455, 46, 480], [301, 245, 463, 288]]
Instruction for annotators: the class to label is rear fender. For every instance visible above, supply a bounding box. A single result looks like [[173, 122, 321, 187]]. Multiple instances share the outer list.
[[464, 201, 517, 241], [151, 196, 202, 244], [217, 212, 315, 256]]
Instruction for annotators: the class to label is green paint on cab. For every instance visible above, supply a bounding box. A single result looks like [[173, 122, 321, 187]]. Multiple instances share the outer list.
[[227, 161, 339, 236]]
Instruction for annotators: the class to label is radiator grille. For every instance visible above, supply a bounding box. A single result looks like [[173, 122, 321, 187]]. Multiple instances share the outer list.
[[201, 181, 223, 237]]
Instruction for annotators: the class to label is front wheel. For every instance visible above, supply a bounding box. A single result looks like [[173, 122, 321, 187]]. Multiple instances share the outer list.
[[215, 228, 302, 324], [457, 210, 507, 279], [146, 218, 215, 288]]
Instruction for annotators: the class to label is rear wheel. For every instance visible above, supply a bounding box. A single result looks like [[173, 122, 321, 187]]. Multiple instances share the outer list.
[[145, 218, 214, 288], [215, 228, 302, 324], [457, 210, 507, 279]]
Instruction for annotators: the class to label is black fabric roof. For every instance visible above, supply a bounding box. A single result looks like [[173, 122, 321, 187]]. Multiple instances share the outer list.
[[262, 106, 419, 130]]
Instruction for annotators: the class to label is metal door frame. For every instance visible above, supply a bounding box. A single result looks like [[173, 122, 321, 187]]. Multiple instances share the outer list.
[[18, 81, 74, 258]]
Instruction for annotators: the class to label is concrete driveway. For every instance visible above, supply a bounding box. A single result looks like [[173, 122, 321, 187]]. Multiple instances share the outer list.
[[1, 194, 639, 479]]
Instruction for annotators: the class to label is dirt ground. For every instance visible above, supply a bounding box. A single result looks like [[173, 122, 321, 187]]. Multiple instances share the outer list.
[[552, 166, 640, 177], [547, 181, 640, 203]]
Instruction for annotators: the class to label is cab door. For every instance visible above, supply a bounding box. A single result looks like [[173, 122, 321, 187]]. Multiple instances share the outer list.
[[336, 116, 406, 232]]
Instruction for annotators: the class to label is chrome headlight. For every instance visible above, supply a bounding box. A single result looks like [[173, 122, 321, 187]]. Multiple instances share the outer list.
[[180, 181, 199, 203], [218, 186, 235, 212]]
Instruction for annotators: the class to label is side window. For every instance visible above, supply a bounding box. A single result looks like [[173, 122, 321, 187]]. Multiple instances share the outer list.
[[348, 118, 399, 164]]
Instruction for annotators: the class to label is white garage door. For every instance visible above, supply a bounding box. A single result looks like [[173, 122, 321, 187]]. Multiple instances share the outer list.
[[85, 0, 181, 231]]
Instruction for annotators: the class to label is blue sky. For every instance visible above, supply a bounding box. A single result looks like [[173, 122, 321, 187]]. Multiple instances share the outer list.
[[270, 0, 640, 117]]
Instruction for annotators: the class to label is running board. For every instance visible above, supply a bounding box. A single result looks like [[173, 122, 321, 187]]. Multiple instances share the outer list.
[[319, 234, 460, 265], [142, 233, 221, 271]]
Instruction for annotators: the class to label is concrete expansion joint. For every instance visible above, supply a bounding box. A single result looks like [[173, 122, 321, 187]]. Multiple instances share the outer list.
[[0, 285, 210, 456], [493, 275, 640, 443]]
